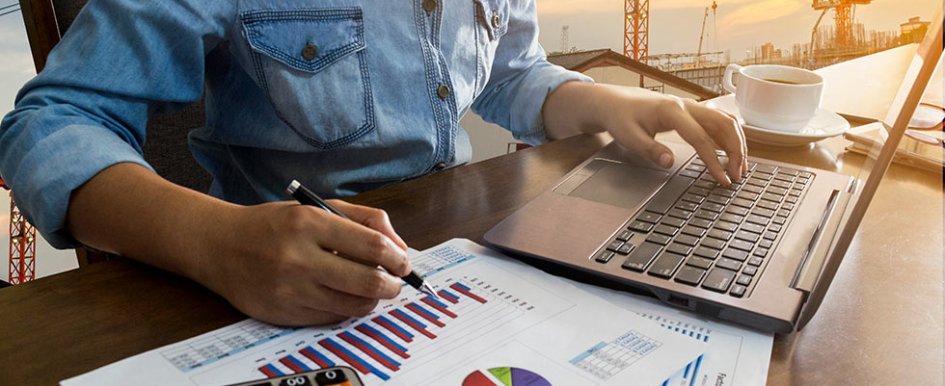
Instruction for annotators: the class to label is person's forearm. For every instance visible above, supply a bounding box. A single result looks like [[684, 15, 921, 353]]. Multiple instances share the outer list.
[[542, 81, 673, 140], [66, 162, 237, 282]]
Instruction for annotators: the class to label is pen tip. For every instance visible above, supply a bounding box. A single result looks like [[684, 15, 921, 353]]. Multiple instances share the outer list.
[[421, 282, 439, 299]]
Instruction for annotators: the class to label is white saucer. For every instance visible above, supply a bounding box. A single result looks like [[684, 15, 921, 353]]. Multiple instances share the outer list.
[[704, 94, 850, 147]]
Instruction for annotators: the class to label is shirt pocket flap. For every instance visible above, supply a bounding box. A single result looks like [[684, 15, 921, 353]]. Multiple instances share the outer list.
[[241, 8, 365, 74], [474, 0, 509, 41]]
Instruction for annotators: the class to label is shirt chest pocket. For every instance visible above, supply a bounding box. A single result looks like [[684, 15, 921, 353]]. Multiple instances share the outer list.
[[241, 8, 375, 150]]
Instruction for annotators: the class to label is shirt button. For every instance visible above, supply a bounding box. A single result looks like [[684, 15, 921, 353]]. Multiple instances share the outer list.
[[437, 84, 450, 100], [301, 43, 318, 61], [433, 162, 447, 171], [422, 0, 437, 13], [491, 14, 501, 28]]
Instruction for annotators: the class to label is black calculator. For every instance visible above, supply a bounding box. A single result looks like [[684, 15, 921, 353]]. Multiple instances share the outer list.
[[225, 366, 363, 386]]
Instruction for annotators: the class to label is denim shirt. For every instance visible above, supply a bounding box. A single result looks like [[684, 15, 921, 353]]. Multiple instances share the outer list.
[[0, 0, 590, 248]]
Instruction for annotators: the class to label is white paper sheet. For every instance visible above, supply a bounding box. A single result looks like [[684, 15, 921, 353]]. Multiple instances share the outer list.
[[62, 239, 703, 386], [575, 283, 774, 386]]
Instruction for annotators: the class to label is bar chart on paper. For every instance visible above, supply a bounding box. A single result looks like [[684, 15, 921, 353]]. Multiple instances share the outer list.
[[62, 239, 704, 386]]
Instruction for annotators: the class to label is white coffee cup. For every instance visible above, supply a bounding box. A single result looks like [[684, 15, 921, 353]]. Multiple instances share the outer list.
[[723, 64, 824, 132]]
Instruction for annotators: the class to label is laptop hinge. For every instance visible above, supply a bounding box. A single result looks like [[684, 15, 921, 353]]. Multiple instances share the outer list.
[[790, 188, 851, 293]]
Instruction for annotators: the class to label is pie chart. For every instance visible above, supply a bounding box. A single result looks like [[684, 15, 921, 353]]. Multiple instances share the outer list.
[[462, 367, 551, 386]]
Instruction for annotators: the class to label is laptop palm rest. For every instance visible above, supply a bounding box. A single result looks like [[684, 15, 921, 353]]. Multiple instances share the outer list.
[[559, 160, 671, 210]]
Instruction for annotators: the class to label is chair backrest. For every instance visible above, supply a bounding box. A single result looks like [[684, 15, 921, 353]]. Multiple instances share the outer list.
[[19, 0, 212, 193], [19, 0, 212, 265]]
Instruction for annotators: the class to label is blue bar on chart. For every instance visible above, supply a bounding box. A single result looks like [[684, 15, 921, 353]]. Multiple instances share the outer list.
[[405, 303, 446, 327], [319, 338, 390, 381], [338, 332, 400, 371], [390, 309, 437, 339], [373, 315, 414, 342], [257, 363, 283, 378], [437, 289, 460, 304], [278, 355, 310, 374], [449, 282, 488, 303], [299, 346, 334, 368], [355, 324, 410, 359]]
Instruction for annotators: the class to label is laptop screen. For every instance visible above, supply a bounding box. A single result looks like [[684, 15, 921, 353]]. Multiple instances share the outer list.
[[795, 9, 943, 329]]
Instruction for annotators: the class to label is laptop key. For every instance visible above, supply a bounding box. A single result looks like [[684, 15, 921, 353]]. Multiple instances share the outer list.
[[606, 240, 624, 252], [722, 248, 748, 262], [694, 180, 715, 190], [714, 187, 738, 198], [674, 265, 706, 286], [785, 195, 799, 204], [751, 207, 775, 218], [755, 164, 777, 174], [681, 225, 707, 238], [646, 233, 673, 245], [595, 251, 615, 263], [740, 223, 765, 234], [689, 218, 713, 229], [773, 216, 788, 225], [735, 192, 759, 202], [743, 266, 758, 276], [730, 285, 747, 298], [686, 256, 714, 269], [706, 195, 730, 206], [668, 208, 694, 220], [761, 193, 783, 203], [693, 246, 720, 259], [746, 214, 769, 226], [681, 193, 706, 205], [753, 248, 769, 258], [729, 239, 754, 251], [720, 213, 744, 224], [646, 175, 696, 214], [748, 257, 764, 266], [638, 212, 662, 223], [629, 221, 654, 233], [736, 274, 752, 286], [746, 177, 768, 187], [700, 238, 726, 250], [695, 210, 719, 221], [662, 217, 686, 228], [715, 258, 742, 271], [768, 224, 783, 233], [713, 221, 738, 232], [770, 180, 792, 190], [743, 184, 764, 194], [756, 200, 779, 211], [617, 244, 635, 255], [763, 231, 777, 241], [616, 230, 633, 242], [702, 268, 736, 292], [766, 186, 788, 196], [735, 231, 760, 243], [759, 239, 773, 249], [654, 224, 679, 237], [701, 202, 725, 213], [674, 235, 700, 247], [647, 252, 686, 278], [707, 228, 733, 241], [666, 243, 693, 256], [725, 206, 749, 216], [676, 201, 699, 212], [731, 198, 754, 208], [679, 169, 702, 179], [621, 242, 663, 272]]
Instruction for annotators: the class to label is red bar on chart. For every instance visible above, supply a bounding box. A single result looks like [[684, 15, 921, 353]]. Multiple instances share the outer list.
[[338, 332, 400, 372], [421, 296, 458, 318], [258, 364, 283, 378], [278, 355, 310, 374], [355, 324, 410, 359], [391, 309, 437, 339], [373, 315, 414, 343], [405, 303, 446, 328], [438, 289, 460, 304], [450, 282, 488, 303], [299, 346, 334, 368]]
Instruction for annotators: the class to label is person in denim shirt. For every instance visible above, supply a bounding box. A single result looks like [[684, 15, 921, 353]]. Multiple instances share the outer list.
[[0, 0, 746, 325]]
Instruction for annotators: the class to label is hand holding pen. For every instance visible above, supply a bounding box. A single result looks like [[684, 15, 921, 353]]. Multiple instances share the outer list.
[[287, 180, 438, 299]]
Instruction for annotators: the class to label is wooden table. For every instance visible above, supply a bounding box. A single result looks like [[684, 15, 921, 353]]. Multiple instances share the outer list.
[[0, 129, 940, 385]]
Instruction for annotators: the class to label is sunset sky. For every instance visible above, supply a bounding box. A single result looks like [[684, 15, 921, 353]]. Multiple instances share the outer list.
[[536, 0, 939, 58]]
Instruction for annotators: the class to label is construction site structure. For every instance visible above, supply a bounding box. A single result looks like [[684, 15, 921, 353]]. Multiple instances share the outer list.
[[624, 0, 649, 63], [812, 0, 872, 50], [0, 178, 36, 285]]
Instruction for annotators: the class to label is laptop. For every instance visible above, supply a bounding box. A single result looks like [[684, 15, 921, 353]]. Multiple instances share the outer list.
[[485, 13, 942, 333]]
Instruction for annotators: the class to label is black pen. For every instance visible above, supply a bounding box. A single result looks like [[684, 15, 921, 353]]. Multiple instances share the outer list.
[[285, 180, 439, 299]]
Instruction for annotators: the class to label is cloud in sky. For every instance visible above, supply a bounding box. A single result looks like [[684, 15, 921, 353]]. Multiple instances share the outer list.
[[718, 0, 806, 29]]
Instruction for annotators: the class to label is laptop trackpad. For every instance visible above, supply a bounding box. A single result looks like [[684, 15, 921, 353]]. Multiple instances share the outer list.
[[564, 160, 670, 210]]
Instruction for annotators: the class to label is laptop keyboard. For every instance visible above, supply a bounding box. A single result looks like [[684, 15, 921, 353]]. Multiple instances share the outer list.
[[592, 157, 814, 298]]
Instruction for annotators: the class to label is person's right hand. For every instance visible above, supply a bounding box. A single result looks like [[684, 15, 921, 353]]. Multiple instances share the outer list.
[[199, 200, 412, 326]]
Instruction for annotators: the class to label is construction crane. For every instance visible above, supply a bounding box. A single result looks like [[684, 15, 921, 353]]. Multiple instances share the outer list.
[[624, 0, 649, 63], [0, 178, 36, 285], [696, 1, 718, 67], [812, 0, 871, 50]]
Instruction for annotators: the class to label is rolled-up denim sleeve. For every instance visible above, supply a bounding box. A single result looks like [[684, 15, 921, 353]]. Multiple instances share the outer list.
[[0, 0, 232, 248], [471, 0, 593, 145]]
